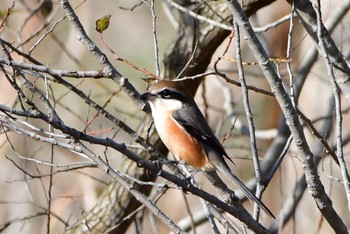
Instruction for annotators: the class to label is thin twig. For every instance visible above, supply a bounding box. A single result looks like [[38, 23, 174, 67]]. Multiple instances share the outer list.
[[253, 13, 295, 33], [0, 2, 15, 30], [286, 3, 296, 107], [150, 0, 160, 77], [164, 0, 233, 31], [233, 19, 263, 220]]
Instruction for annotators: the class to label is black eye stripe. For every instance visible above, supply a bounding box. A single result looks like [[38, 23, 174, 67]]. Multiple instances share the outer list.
[[159, 89, 171, 98], [157, 88, 187, 102]]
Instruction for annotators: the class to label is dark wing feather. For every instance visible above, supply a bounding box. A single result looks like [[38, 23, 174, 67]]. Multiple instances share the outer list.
[[172, 104, 235, 165], [172, 103, 275, 218]]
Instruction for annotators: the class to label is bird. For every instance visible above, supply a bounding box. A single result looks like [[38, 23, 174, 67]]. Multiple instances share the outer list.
[[140, 79, 274, 218]]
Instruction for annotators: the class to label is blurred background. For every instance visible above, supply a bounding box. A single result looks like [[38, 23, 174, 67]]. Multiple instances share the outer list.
[[0, 0, 349, 233]]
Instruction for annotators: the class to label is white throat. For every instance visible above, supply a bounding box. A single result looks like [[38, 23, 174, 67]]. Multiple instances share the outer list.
[[149, 98, 183, 113]]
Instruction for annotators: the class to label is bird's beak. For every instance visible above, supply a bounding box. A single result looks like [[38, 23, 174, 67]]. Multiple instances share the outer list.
[[139, 92, 155, 102], [139, 92, 155, 112], [139, 92, 153, 113]]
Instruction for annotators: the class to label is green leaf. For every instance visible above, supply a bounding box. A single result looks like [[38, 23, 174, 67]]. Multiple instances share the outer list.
[[95, 15, 111, 33], [140, 77, 157, 84]]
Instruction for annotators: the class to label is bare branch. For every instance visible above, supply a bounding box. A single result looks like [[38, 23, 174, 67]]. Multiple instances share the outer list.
[[227, 0, 347, 232]]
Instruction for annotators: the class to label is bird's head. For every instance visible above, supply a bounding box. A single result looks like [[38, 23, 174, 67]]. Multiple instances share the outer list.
[[140, 80, 193, 113]]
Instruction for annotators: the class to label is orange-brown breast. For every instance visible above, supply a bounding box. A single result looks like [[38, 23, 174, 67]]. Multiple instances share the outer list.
[[154, 111, 211, 170]]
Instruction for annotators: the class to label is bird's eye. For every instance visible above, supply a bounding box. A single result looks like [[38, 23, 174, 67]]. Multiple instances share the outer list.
[[159, 89, 172, 98]]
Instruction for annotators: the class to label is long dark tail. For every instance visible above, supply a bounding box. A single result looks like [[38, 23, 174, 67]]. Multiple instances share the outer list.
[[218, 163, 275, 218]]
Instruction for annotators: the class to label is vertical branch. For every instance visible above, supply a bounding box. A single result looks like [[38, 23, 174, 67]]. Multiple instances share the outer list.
[[314, 0, 350, 213], [44, 73, 54, 234], [150, 0, 160, 77], [270, 97, 336, 232], [233, 20, 263, 220], [227, 0, 347, 232], [286, 2, 295, 107]]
